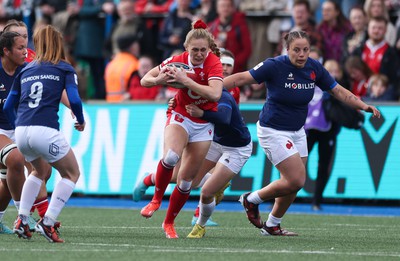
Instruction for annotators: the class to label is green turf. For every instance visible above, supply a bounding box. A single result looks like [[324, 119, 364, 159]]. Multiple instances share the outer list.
[[1, 206, 399, 261]]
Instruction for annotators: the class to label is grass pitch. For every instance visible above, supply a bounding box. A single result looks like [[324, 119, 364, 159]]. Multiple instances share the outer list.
[[1, 206, 399, 261]]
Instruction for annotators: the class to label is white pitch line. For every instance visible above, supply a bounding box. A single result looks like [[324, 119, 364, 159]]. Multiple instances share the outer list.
[[1, 244, 399, 258]]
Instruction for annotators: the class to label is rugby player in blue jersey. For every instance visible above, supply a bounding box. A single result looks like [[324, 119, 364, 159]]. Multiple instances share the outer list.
[[4, 25, 85, 243], [186, 88, 252, 238], [0, 31, 27, 235], [223, 30, 381, 236], [0, 20, 65, 235]]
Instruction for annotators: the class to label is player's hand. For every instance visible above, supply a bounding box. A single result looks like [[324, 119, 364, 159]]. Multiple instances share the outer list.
[[166, 65, 188, 86], [74, 121, 86, 132], [155, 67, 172, 85], [364, 105, 381, 118], [168, 98, 176, 111], [185, 104, 203, 118]]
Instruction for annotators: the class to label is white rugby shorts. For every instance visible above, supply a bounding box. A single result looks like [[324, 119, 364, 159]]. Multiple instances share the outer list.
[[257, 121, 308, 166], [167, 111, 214, 143], [15, 126, 70, 163], [206, 141, 252, 174]]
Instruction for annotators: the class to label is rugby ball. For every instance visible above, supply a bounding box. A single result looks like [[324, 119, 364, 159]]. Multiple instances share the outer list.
[[165, 62, 195, 89]]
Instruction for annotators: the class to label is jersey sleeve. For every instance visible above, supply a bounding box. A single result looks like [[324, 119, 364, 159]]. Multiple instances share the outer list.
[[65, 71, 85, 124], [249, 58, 276, 84], [201, 93, 232, 124], [3, 74, 22, 128]]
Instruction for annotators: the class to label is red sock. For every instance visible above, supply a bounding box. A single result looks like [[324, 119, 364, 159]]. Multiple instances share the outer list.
[[33, 197, 49, 218], [143, 173, 154, 187], [164, 186, 190, 224], [194, 206, 200, 218], [153, 160, 174, 202]]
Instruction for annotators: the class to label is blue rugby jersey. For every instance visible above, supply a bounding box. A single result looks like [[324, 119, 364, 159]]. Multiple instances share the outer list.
[[0, 64, 25, 130], [202, 89, 251, 147], [6, 61, 84, 130], [250, 55, 337, 131]]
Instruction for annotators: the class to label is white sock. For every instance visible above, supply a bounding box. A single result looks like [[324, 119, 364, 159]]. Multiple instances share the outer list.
[[197, 200, 216, 227], [247, 190, 263, 204], [19, 175, 42, 217], [195, 173, 212, 188], [266, 213, 282, 227], [13, 201, 20, 211], [43, 215, 57, 227], [0, 210, 5, 222], [45, 178, 75, 222]]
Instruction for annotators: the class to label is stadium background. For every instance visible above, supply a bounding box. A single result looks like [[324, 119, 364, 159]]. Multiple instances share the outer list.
[[45, 102, 400, 201]]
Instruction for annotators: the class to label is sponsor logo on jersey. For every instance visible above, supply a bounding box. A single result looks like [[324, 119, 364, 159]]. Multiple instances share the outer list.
[[0, 83, 5, 91], [284, 82, 315, 89], [287, 73, 294, 80]]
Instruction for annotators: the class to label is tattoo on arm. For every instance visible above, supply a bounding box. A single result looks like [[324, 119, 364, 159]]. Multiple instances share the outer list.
[[344, 94, 359, 102]]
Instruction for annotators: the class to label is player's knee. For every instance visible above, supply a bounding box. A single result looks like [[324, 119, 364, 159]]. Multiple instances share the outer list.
[[163, 149, 180, 167], [178, 179, 192, 192], [290, 178, 305, 192], [0, 144, 24, 172], [200, 187, 214, 201]]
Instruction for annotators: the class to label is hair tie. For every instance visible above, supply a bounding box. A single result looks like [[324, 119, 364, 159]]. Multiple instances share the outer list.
[[193, 20, 207, 29]]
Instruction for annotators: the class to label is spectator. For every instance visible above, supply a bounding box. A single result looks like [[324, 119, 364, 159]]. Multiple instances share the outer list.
[[169, 0, 201, 12], [34, 0, 69, 24], [74, 0, 115, 100], [104, 0, 149, 59], [128, 55, 163, 100], [363, 73, 397, 101], [1, 0, 25, 20], [195, 0, 217, 23], [275, 0, 324, 56], [352, 16, 400, 99], [364, 0, 397, 46], [105, 34, 140, 102], [135, 0, 175, 63], [332, 0, 365, 19], [158, 0, 195, 60], [208, 0, 251, 73], [135, 0, 175, 14], [305, 55, 344, 211], [342, 6, 368, 63], [345, 55, 373, 98], [317, 0, 353, 62]]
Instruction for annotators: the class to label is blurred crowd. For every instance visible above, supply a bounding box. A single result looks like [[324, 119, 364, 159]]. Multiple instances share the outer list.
[[1, 0, 400, 102]]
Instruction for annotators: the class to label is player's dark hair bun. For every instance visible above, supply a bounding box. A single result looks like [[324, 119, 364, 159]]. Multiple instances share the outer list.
[[193, 20, 207, 29]]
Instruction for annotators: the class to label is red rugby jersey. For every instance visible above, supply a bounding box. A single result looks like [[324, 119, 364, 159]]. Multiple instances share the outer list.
[[160, 51, 223, 123]]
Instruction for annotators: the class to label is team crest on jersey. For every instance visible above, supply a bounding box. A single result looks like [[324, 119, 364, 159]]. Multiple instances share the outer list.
[[310, 71, 316, 81], [287, 73, 294, 80], [0, 83, 5, 91], [199, 71, 205, 81]]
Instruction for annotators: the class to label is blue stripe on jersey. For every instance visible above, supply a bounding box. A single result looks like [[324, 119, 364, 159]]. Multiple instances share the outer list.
[[249, 55, 337, 131]]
